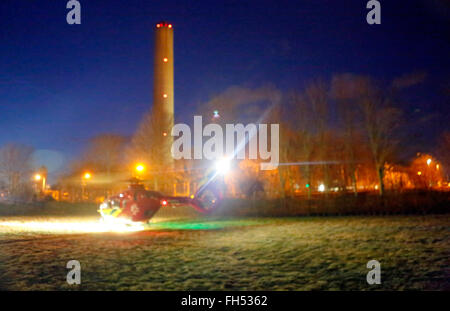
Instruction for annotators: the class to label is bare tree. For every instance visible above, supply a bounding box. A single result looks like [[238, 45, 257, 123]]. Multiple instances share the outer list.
[[84, 134, 127, 195], [304, 79, 331, 194], [84, 134, 127, 176], [58, 134, 128, 200], [437, 131, 450, 180], [130, 109, 174, 191], [270, 102, 298, 198], [0, 143, 34, 200], [332, 74, 366, 195], [288, 91, 316, 198], [359, 79, 402, 195], [131, 109, 173, 167]]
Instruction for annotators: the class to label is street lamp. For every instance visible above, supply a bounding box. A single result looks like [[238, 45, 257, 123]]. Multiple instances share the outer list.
[[82, 172, 92, 201], [135, 164, 145, 173], [34, 173, 46, 192]]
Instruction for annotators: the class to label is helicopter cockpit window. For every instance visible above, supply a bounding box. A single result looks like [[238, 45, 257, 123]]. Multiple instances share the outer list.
[[110, 199, 122, 209]]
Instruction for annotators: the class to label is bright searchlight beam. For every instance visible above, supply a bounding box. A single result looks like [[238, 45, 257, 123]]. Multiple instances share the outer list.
[[215, 158, 231, 175]]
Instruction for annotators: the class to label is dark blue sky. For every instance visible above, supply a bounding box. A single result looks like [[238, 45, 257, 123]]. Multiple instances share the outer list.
[[0, 0, 449, 177]]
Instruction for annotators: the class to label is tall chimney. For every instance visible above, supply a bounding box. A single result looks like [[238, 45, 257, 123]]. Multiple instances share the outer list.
[[153, 21, 174, 168]]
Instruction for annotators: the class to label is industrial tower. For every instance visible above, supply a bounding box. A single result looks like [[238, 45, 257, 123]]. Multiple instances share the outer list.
[[153, 21, 174, 168]]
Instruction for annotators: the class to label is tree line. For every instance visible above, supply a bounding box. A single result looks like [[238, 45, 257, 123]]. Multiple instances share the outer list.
[[1, 73, 449, 201]]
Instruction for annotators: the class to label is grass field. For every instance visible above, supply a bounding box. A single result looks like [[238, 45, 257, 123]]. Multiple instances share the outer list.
[[0, 204, 448, 290]]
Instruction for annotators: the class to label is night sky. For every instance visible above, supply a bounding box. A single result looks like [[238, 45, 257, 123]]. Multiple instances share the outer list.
[[0, 0, 449, 178]]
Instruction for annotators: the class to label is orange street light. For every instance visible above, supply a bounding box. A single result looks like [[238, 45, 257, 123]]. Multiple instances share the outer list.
[[135, 164, 145, 173], [81, 172, 91, 202], [34, 173, 46, 192]]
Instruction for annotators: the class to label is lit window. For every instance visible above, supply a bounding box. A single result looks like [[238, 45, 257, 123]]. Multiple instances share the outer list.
[[163, 57, 168, 62], [156, 24, 161, 28], [163, 94, 168, 98], [168, 24, 172, 28]]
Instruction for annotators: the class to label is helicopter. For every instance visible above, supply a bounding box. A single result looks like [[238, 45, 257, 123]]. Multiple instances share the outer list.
[[98, 159, 230, 224]]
